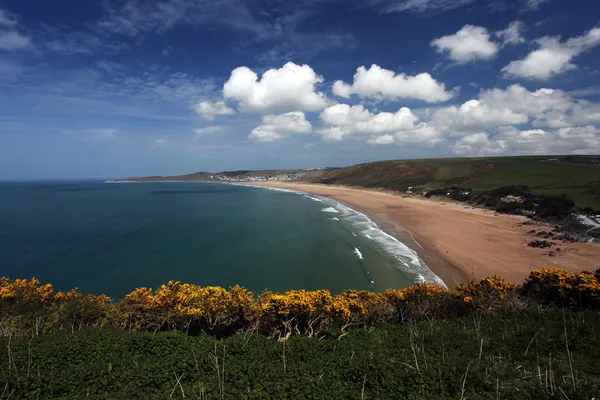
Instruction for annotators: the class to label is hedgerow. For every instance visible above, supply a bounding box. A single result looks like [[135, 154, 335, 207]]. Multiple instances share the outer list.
[[2, 268, 600, 338]]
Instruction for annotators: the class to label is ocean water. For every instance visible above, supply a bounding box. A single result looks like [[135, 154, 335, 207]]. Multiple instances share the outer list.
[[0, 182, 443, 298]]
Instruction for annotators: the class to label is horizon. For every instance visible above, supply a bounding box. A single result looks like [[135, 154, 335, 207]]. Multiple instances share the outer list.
[[3, 153, 598, 182], [1, 0, 600, 180]]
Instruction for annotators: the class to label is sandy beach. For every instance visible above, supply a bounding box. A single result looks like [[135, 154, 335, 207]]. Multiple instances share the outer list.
[[248, 182, 600, 287]]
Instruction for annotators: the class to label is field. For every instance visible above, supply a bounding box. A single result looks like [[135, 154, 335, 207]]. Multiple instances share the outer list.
[[2, 309, 600, 399], [311, 155, 600, 209]]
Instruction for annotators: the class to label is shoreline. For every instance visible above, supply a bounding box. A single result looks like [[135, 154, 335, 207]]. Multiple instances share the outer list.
[[321, 195, 465, 287], [244, 182, 600, 287]]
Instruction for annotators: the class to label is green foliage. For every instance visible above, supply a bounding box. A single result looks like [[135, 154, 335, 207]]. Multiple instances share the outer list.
[[1, 309, 600, 399]]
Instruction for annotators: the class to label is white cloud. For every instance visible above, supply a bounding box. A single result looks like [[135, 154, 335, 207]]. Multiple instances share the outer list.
[[533, 100, 600, 128], [423, 84, 578, 135], [0, 8, 17, 28], [431, 25, 498, 63], [223, 62, 328, 113], [317, 81, 599, 155], [249, 111, 312, 142], [451, 125, 600, 156], [194, 126, 225, 135], [319, 103, 432, 143], [430, 99, 528, 133], [0, 30, 32, 51], [194, 101, 236, 120], [452, 132, 501, 156], [479, 84, 572, 116], [367, 134, 395, 145], [495, 21, 525, 46], [503, 27, 600, 80], [332, 64, 453, 103]]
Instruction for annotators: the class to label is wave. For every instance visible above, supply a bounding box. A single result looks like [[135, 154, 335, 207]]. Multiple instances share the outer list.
[[353, 247, 364, 260], [330, 217, 340, 221], [305, 195, 324, 203], [317, 197, 447, 288], [234, 183, 446, 287]]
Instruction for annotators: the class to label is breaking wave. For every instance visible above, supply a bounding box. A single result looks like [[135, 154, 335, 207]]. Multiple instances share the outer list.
[[232, 183, 446, 287], [353, 247, 364, 260]]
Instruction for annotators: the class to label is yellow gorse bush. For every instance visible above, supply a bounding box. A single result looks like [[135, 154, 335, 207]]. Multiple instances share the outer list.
[[1, 267, 599, 337], [0, 277, 54, 304]]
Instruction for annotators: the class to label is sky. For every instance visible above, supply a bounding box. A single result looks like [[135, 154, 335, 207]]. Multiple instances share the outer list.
[[1, 0, 599, 179]]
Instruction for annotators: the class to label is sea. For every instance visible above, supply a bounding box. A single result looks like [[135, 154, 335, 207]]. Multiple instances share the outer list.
[[0, 181, 444, 299]]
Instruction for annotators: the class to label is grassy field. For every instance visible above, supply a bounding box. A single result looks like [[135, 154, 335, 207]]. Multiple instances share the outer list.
[[1, 309, 599, 399], [312, 155, 600, 209]]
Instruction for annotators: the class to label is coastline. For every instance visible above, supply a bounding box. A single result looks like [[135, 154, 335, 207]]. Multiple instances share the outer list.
[[244, 182, 600, 287]]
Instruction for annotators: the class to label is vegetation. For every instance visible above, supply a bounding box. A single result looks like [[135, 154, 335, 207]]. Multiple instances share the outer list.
[[2, 269, 600, 338], [311, 155, 600, 209], [2, 269, 600, 398], [2, 309, 600, 399]]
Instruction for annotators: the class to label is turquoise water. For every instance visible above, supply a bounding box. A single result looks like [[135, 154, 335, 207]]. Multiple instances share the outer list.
[[0, 182, 442, 298]]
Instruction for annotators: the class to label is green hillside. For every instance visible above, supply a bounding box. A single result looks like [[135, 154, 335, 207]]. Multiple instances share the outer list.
[[311, 155, 600, 208]]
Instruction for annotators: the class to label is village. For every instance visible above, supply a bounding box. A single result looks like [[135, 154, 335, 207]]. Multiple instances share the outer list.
[[208, 172, 310, 182]]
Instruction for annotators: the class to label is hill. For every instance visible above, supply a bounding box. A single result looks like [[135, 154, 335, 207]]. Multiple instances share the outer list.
[[309, 155, 600, 209], [111, 168, 334, 183], [111, 155, 600, 208]]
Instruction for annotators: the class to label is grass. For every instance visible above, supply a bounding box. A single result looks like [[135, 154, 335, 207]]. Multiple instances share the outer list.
[[362, 156, 600, 209], [2, 309, 600, 399]]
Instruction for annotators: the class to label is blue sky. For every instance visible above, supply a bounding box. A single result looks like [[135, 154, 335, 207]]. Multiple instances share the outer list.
[[1, 0, 599, 179]]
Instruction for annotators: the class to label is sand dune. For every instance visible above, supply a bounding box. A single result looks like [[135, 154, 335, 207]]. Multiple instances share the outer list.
[[248, 182, 600, 287]]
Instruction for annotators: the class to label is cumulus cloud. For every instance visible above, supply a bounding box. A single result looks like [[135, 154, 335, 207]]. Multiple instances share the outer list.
[[319, 81, 599, 156], [451, 125, 599, 156], [533, 100, 600, 128], [332, 64, 453, 103], [367, 134, 395, 145], [495, 21, 525, 46], [430, 99, 528, 133], [194, 101, 236, 120], [194, 126, 225, 135], [431, 25, 498, 63], [318, 103, 432, 143], [452, 132, 504, 156], [249, 112, 312, 142], [503, 27, 600, 80], [223, 62, 328, 113], [479, 84, 572, 117]]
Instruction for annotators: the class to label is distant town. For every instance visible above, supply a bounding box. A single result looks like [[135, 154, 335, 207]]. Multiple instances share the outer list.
[[207, 172, 310, 182]]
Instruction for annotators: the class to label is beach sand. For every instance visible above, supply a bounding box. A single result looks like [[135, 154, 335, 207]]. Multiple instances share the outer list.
[[248, 182, 600, 287]]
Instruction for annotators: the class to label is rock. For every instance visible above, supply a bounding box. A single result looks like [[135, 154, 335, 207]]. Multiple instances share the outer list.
[[528, 240, 553, 249]]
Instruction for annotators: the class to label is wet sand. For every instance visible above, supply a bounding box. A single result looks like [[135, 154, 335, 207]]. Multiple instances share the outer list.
[[248, 182, 600, 287]]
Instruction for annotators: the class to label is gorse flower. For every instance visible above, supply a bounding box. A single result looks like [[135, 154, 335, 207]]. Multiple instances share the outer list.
[[1, 268, 600, 337]]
